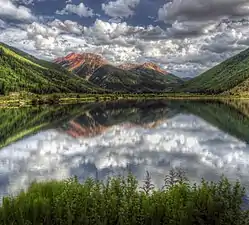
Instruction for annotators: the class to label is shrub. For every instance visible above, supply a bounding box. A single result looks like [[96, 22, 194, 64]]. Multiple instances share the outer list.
[[0, 170, 248, 225]]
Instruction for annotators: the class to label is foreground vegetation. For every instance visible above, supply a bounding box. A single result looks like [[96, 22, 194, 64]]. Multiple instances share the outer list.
[[0, 171, 248, 225]]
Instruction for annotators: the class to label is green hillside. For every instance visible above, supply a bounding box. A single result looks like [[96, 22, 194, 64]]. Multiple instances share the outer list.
[[227, 78, 249, 95], [0, 42, 66, 71], [179, 48, 249, 94], [130, 67, 182, 84], [129, 67, 183, 91], [0, 43, 103, 95], [89, 65, 143, 92], [89, 65, 182, 93]]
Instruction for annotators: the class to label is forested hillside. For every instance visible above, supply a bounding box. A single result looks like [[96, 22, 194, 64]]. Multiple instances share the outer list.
[[179, 48, 249, 94], [0, 43, 103, 95], [88, 64, 182, 92]]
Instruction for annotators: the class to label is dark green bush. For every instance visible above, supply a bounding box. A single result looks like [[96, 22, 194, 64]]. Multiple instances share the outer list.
[[0, 171, 248, 225]]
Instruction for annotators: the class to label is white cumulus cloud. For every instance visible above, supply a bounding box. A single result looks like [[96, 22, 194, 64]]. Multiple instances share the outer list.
[[0, 0, 35, 21], [102, 0, 140, 18], [56, 2, 94, 17]]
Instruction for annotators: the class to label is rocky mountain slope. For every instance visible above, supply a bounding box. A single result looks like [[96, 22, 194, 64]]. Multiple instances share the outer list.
[[55, 53, 108, 79], [55, 53, 183, 92], [118, 62, 168, 75]]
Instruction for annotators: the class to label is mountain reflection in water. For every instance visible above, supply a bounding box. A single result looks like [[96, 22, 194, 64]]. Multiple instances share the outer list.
[[0, 100, 249, 199]]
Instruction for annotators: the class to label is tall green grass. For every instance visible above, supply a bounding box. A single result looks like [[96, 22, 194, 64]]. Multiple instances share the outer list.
[[0, 170, 248, 225]]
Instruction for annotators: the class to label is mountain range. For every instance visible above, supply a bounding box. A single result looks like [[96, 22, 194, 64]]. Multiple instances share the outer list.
[[54, 52, 182, 92], [1, 41, 249, 95]]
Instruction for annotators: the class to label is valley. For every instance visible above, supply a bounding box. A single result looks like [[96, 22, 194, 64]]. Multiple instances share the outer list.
[[1, 41, 249, 105]]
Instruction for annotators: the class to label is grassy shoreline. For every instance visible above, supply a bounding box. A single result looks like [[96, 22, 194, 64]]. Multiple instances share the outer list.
[[1, 171, 248, 225], [0, 92, 248, 107]]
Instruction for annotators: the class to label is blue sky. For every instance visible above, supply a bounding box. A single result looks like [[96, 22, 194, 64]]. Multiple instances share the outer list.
[[0, 0, 249, 77]]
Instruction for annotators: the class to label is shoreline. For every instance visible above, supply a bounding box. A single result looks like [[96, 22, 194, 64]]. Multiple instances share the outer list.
[[0, 93, 248, 107]]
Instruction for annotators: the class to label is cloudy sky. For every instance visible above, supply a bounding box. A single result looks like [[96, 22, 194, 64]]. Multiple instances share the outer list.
[[0, 0, 249, 77]]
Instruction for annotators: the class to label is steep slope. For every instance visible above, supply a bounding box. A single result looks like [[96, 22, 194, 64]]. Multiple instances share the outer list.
[[128, 63, 183, 88], [0, 43, 102, 95], [120, 62, 182, 84], [119, 62, 168, 75], [55, 53, 183, 93], [179, 48, 249, 94], [89, 65, 143, 92], [227, 78, 249, 95], [89, 64, 179, 92], [55, 53, 108, 79], [141, 62, 168, 74]]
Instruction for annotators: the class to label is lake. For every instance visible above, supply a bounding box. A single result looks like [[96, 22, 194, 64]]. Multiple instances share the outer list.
[[0, 99, 249, 199]]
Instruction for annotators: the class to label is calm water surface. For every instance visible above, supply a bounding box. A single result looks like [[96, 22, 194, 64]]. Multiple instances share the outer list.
[[0, 100, 249, 199]]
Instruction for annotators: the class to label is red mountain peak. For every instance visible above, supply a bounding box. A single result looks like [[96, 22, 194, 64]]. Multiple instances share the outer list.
[[118, 61, 168, 75], [55, 52, 169, 77], [65, 53, 81, 60], [54, 52, 108, 72], [141, 62, 168, 75]]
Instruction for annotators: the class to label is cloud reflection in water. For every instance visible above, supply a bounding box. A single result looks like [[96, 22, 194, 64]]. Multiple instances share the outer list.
[[0, 114, 248, 199]]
